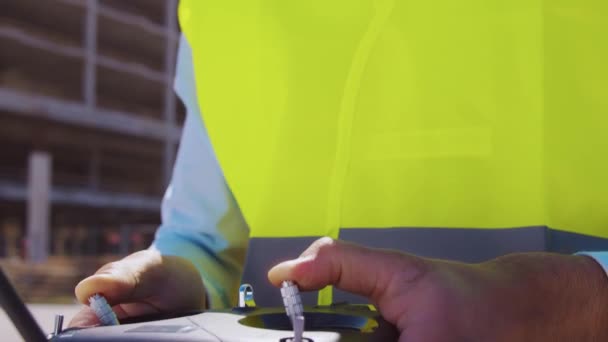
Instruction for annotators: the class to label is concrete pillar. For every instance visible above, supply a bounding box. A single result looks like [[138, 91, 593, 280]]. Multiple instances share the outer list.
[[83, 0, 98, 107], [104, 227, 120, 254], [26, 151, 52, 263], [162, 0, 178, 187], [2, 219, 20, 258], [130, 229, 145, 252], [86, 225, 98, 256], [89, 148, 100, 190], [119, 225, 131, 255], [73, 226, 87, 255], [53, 226, 69, 256]]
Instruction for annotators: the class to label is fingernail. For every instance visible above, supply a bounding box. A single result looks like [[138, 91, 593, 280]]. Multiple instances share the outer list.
[[269, 259, 296, 274], [268, 255, 316, 284], [268, 258, 300, 283]]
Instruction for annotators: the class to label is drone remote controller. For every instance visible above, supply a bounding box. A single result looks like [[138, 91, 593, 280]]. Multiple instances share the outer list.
[[48, 282, 398, 342]]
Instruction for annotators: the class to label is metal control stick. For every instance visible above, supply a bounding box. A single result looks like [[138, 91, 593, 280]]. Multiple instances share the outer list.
[[281, 281, 304, 342], [53, 314, 64, 335], [238, 284, 256, 308], [88, 294, 119, 326]]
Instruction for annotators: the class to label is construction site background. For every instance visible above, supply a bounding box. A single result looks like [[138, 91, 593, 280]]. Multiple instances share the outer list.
[[0, 0, 183, 303]]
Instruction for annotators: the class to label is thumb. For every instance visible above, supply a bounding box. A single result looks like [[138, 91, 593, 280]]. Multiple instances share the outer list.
[[71, 250, 205, 327], [75, 250, 162, 306], [268, 237, 428, 304]]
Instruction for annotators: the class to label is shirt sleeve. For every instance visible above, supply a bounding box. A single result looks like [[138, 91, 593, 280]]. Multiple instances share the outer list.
[[150, 34, 249, 309], [577, 251, 608, 278]]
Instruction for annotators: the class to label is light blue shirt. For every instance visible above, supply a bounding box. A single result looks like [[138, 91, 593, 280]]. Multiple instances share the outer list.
[[151, 35, 608, 308], [151, 35, 249, 308]]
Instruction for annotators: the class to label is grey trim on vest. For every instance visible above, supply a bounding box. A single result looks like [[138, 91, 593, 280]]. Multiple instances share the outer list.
[[334, 227, 548, 303], [548, 229, 608, 254], [339, 227, 548, 262], [242, 227, 608, 306]]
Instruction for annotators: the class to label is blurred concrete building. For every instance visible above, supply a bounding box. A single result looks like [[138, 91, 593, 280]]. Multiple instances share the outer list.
[[0, 0, 183, 261]]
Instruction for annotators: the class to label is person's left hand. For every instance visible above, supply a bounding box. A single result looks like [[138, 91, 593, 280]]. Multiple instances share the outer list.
[[268, 237, 608, 342], [69, 250, 206, 327]]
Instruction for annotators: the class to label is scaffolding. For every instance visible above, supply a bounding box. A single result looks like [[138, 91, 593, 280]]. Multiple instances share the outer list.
[[0, 0, 183, 260]]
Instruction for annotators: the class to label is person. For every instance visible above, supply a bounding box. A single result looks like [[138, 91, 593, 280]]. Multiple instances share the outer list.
[[70, 1, 608, 340]]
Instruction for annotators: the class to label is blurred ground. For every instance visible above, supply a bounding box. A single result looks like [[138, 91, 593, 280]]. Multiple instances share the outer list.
[[1, 256, 117, 303], [1, 303, 82, 342]]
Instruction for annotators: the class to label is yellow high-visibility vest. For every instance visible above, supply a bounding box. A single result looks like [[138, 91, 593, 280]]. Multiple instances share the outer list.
[[179, 0, 608, 304]]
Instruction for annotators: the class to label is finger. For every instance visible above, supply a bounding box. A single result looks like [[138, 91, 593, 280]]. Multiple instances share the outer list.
[[268, 237, 428, 302], [68, 302, 162, 328], [74, 250, 162, 306], [111, 302, 161, 319], [68, 306, 101, 328], [75, 251, 206, 316]]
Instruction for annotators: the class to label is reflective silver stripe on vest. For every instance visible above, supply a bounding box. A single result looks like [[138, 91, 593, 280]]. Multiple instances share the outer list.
[[241, 227, 608, 306]]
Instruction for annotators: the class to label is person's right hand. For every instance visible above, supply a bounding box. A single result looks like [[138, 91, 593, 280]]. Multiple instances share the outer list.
[[68, 250, 206, 327], [269, 237, 608, 342]]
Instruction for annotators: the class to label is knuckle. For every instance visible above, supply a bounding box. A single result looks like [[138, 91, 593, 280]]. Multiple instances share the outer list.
[[317, 236, 337, 248], [314, 237, 339, 257], [96, 261, 120, 274]]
